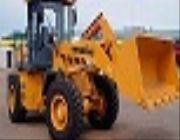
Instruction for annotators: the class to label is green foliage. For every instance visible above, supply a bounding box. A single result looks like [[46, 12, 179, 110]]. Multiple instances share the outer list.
[[1, 31, 27, 40]]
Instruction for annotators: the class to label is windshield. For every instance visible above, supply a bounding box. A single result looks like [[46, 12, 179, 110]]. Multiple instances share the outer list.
[[41, 5, 76, 42]]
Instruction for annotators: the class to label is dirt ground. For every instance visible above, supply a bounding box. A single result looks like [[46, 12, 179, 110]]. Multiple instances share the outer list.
[[0, 70, 179, 140]]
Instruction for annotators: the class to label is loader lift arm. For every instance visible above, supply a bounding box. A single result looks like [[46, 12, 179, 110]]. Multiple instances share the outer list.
[[81, 13, 179, 110]]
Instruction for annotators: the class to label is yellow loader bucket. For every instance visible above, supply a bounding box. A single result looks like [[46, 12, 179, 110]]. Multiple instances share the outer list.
[[116, 34, 179, 109], [80, 13, 179, 110]]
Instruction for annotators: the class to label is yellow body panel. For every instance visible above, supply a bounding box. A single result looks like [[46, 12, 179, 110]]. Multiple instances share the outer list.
[[59, 13, 178, 110], [53, 37, 179, 110], [16, 13, 179, 111], [19, 71, 44, 111]]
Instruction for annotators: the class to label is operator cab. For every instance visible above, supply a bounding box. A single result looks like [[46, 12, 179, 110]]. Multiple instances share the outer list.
[[26, 0, 77, 70]]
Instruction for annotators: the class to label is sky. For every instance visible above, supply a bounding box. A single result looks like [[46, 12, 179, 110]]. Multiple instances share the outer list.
[[0, 0, 179, 36]]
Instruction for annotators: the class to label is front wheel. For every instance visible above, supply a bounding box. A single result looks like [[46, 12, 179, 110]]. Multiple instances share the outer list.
[[46, 76, 83, 140], [89, 75, 119, 129]]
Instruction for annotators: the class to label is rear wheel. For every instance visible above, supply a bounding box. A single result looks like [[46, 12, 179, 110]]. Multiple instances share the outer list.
[[89, 75, 119, 129], [7, 75, 26, 123], [46, 76, 83, 140]]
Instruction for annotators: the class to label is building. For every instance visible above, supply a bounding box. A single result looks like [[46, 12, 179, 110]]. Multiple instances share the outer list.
[[0, 47, 14, 69]]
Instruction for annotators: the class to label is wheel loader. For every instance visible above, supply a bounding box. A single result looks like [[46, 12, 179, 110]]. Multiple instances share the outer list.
[[7, 0, 179, 140]]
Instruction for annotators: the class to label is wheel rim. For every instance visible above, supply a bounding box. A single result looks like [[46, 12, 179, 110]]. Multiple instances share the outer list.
[[51, 94, 68, 131], [8, 85, 16, 113], [93, 85, 106, 117], [97, 94, 106, 117]]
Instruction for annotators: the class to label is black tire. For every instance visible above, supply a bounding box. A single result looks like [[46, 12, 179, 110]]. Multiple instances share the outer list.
[[89, 75, 119, 129], [7, 74, 26, 123], [46, 75, 83, 140]]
